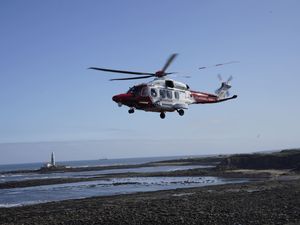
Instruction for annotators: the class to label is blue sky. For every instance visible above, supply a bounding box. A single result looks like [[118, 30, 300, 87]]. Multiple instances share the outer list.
[[1, 0, 300, 164]]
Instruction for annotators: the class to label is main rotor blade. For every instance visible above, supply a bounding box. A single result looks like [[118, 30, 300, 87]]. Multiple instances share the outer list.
[[215, 61, 239, 67], [89, 67, 155, 76], [199, 61, 239, 70], [175, 75, 191, 78], [165, 72, 177, 75], [110, 75, 154, 81], [161, 53, 178, 73]]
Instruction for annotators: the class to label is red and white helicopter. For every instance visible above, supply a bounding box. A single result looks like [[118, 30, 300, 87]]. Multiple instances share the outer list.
[[90, 54, 237, 119]]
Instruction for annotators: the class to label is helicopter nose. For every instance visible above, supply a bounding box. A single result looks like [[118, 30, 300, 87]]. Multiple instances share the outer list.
[[112, 95, 119, 102], [112, 93, 131, 103]]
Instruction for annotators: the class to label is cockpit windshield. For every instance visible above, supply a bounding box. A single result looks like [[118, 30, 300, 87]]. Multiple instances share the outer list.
[[127, 86, 136, 94], [126, 85, 147, 96]]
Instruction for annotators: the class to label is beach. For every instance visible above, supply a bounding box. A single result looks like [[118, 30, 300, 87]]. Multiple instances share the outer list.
[[0, 178, 299, 225]]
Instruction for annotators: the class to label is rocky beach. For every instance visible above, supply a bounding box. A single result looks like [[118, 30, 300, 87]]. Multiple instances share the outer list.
[[0, 178, 299, 225]]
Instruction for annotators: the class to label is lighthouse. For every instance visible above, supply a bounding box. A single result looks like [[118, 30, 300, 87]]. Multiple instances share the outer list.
[[40, 152, 65, 171], [51, 152, 55, 166]]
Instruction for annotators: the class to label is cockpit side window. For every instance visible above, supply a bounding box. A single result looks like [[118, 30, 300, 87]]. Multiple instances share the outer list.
[[150, 88, 157, 97], [141, 87, 149, 97]]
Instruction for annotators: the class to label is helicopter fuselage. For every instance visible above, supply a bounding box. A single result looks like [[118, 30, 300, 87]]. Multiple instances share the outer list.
[[112, 78, 237, 118], [90, 53, 238, 119]]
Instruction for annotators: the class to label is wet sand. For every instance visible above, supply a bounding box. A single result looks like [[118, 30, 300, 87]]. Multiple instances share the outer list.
[[0, 178, 299, 225]]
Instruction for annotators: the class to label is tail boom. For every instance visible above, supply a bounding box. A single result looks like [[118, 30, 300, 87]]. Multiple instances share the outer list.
[[191, 91, 237, 104]]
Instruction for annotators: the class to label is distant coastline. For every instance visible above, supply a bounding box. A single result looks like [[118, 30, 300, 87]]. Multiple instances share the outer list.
[[0, 155, 198, 173]]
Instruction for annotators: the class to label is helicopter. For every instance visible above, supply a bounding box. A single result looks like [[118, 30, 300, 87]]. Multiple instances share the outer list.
[[89, 54, 237, 119]]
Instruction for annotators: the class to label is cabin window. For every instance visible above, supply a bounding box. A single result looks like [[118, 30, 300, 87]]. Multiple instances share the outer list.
[[150, 88, 157, 97], [174, 91, 179, 99], [167, 90, 172, 99], [159, 89, 166, 98]]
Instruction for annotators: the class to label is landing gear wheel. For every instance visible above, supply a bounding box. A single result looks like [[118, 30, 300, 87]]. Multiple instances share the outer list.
[[160, 112, 166, 119], [178, 109, 184, 116], [128, 108, 134, 114]]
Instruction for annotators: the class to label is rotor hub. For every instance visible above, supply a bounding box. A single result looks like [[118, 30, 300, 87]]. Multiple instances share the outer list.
[[155, 71, 165, 77]]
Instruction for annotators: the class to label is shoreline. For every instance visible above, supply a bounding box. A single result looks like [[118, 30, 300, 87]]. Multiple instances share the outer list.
[[0, 167, 276, 189], [1, 178, 299, 225]]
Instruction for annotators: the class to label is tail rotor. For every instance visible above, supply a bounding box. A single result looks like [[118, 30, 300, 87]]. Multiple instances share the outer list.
[[215, 74, 233, 99]]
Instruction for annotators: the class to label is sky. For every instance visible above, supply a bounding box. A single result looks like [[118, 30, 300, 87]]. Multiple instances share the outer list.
[[1, 0, 300, 164]]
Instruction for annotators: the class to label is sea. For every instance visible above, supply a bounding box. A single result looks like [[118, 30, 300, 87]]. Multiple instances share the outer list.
[[0, 156, 248, 208], [0, 155, 194, 172]]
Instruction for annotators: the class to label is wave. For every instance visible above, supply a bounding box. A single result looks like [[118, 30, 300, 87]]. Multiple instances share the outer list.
[[0, 203, 23, 208], [0, 200, 49, 208], [8, 174, 23, 177]]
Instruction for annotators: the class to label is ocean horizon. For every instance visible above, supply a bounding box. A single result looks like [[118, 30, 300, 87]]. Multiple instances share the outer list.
[[0, 155, 209, 172]]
